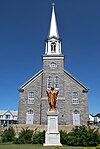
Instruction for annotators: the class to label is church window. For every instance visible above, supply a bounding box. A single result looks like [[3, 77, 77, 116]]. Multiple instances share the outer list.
[[51, 42, 56, 53], [54, 76, 59, 89], [47, 76, 52, 89], [28, 92, 34, 104], [27, 109, 33, 114], [50, 62, 57, 69], [72, 92, 79, 104]]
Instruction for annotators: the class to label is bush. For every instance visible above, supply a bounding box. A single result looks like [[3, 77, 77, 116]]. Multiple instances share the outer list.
[[60, 130, 67, 144], [32, 130, 45, 144], [0, 129, 3, 143], [17, 128, 33, 144], [13, 128, 45, 144], [66, 126, 100, 146], [1, 126, 15, 142]]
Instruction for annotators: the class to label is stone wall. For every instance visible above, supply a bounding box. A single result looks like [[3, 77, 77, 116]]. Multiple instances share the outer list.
[[1, 124, 99, 137], [18, 54, 89, 125], [18, 73, 42, 124]]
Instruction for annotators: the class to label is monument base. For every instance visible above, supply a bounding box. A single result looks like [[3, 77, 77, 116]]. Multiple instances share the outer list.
[[43, 111, 62, 146]]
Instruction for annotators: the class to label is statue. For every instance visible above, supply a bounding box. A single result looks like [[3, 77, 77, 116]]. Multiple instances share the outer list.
[[46, 87, 59, 111]]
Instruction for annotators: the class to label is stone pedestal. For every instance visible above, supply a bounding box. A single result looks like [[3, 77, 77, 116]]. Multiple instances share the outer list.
[[44, 111, 62, 146]]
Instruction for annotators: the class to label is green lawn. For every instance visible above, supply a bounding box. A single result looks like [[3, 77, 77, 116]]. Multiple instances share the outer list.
[[0, 144, 95, 149]]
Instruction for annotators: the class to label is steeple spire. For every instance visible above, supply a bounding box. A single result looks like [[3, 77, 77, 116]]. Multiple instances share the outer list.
[[45, 3, 62, 55], [48, 2, 59, 38]]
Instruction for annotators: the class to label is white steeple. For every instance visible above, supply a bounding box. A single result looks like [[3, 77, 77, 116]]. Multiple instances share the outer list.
[[48, 3, 59, 38], [45, 3, 62, 55]]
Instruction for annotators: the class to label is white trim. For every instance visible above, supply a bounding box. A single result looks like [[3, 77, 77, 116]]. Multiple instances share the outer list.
[[72, 110, 80, 125], [28, 92, 34, 104], [43, 56, 64, 60], [26, 110, 34, 125], [72, 92, 79, 104], [41, 97, 65, 100], [19, 70, 43, 90], [64, 69, 88, 90]]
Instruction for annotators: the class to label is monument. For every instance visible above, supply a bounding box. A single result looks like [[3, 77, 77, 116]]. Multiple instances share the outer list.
[[44, 87, 62, 146]]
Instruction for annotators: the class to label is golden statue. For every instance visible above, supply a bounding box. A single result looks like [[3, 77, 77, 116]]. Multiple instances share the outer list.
[[46, 87, 59, 111]]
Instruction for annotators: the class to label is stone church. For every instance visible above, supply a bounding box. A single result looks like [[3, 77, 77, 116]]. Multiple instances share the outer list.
[[18, 3, 89, 125]]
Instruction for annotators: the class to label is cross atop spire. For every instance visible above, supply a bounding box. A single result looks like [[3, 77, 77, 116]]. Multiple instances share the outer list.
[[48, 2, 59, 38]]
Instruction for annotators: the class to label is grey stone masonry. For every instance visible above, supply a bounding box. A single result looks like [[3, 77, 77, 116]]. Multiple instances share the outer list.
[[18, 73, 43, 124], [42, 54, 65, 97], [18, 53, 89, 125]]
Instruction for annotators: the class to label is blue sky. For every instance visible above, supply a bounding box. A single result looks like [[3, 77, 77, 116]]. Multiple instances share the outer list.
[[0, 0, 100, 115]]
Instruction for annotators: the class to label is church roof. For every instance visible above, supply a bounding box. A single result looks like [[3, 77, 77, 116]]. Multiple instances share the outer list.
[[48, 3, 59, 38], [18, 69, 43, 92], [64, 69, 89, 91], [19, 68, 88, 92]]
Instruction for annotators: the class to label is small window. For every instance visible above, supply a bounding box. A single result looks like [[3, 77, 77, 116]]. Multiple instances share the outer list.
[[6, 115, 10, 119], [74, 109, 79, 114], [51, 42, 56, 53], [72, 92, 79, 104], [50, 62, 57, 69], [54, 76, 59, 89], [27, 110, 33, 114], [28, 92, 34, 104], [47, 76, 52, 89], [0, 115, 2, 118]]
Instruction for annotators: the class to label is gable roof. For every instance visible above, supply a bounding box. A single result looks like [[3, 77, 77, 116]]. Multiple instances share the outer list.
[[95, 113, 100, 117], [19, 69, 43, 92], [19, 68, 88, 92], [64, 69, 89, 91], [0, 110, 18, 116]]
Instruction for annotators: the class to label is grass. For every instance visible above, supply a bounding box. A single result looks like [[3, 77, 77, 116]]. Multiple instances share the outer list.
[[0, 144, 96, 149]]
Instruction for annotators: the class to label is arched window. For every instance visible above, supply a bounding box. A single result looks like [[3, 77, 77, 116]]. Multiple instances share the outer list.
[[74, 109, 79, 114], [72, 92, 79, 104], [47, 76, 52, 89], [28, 92, 34, 104], [51, 42, 56, 53], [27, 109, 33, 114], [54, 76, 59, 89]]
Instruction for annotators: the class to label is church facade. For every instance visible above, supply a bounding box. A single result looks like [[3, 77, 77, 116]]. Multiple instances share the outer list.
[[18, 3, 89, 125]]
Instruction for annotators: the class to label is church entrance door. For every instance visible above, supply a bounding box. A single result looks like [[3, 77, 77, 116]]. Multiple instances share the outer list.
[[73, 110, 80, 125], [26, 110, 34, 124]]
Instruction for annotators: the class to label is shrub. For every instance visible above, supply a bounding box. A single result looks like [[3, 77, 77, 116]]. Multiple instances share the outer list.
[[86, 127, 100, 146], [13, 137, 20, 144], [0, 129, 3, 143], [17, 128, 33, 144], [60, 130, 67, 144], [32, 130, 45, 144], [1, 126, 15, 142], [66, 126, 100, 146]]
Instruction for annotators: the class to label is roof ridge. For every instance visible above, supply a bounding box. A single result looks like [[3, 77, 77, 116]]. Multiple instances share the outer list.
[[64, 69, 89, 91], [19, 69, 43, 91]]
